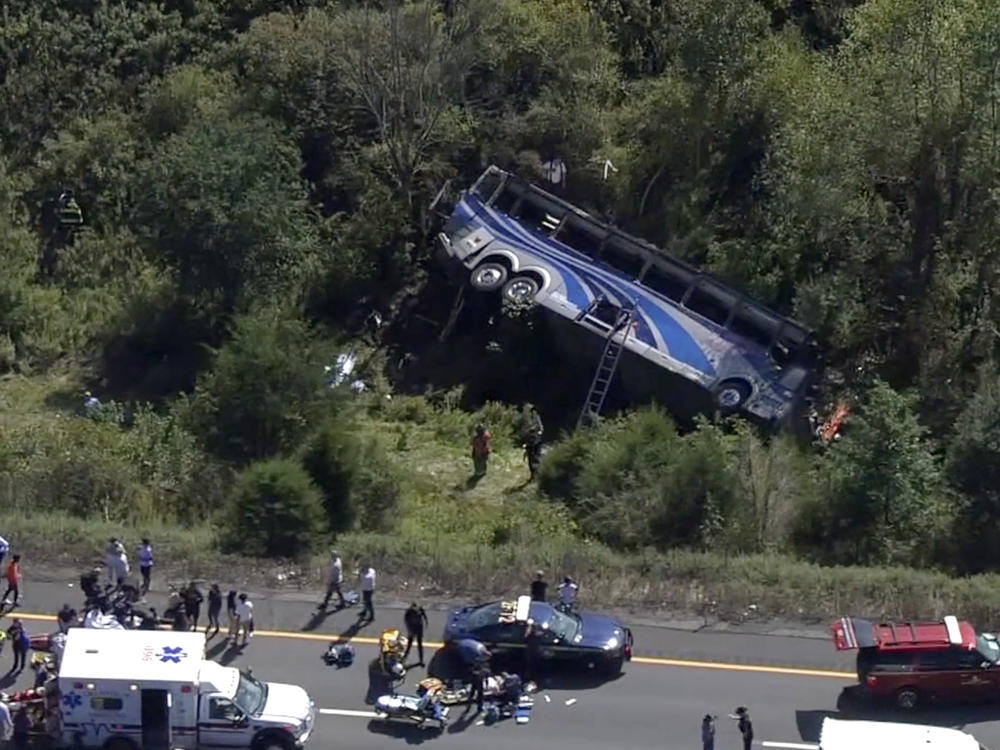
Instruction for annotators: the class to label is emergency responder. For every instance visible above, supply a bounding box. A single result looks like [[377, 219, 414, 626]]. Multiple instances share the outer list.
[[403, 602, 429, 666]]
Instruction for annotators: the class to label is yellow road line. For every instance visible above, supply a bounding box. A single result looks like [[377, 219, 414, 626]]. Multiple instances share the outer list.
[[9, 610, 854, 681]]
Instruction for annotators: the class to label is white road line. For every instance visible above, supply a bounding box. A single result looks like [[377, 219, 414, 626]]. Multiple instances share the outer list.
[[319, 708, 378, 718], [761, 742, 819, 750]]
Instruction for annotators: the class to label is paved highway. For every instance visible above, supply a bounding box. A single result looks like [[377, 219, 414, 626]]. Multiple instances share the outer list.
[[5, 576, 1000, 748]]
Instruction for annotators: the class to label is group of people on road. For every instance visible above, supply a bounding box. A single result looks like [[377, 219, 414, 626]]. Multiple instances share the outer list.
[[470, 404, 545, 481], [701, 707, 754, 750], [317, 552, 376, 623]]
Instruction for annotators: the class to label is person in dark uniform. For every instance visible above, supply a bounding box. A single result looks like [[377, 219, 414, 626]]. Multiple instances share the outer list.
[[183, 582, 203, 631], [206, 584, 223, 638], [524, 622, 542, 682], [523, 427, 543, 481], [730, 706, 753, 750], [470, 664, 486, 713], [530, 570, 547, 602], [402, 602, 429, 666]]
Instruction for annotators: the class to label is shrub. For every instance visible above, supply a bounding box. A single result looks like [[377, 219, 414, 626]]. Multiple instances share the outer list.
[[187, 309, 334, 464], [300, 417, 361, 534], [300, 416, 402, 535], [223, 458, 326, 558]]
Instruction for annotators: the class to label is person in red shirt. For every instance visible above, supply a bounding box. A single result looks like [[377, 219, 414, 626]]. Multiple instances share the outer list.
[[471, 424, 493, 477], [3, 554, 22, 606]]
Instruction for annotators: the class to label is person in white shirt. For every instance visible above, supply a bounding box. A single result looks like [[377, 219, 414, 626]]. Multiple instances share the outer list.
[[319, 552, 345, 611], [557, 576, 578, 612], [235, 593, 254, 646], [0, 699, 12, 742], [114, 542, 130, 588], [0, 534, 8, 570], [137, 539, 153, 596], [358, 565, 376, 622]]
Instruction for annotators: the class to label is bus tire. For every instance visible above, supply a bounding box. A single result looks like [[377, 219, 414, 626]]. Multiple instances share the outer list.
[[713, 379, 751, 412], [501, 275, 540, 304], [470, 262, 508, 292]]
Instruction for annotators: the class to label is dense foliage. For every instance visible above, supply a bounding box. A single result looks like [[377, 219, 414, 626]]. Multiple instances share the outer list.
[[2, 0, 999, 575]]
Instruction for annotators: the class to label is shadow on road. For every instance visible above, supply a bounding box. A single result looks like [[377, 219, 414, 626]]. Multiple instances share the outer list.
[[302, 603, 347, 632], [365, 658, 401, 706], [366, 718, 443, 745], [795, 686, 1000, 741]]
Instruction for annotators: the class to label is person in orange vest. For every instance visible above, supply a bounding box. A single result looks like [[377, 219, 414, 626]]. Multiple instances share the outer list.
[[471, 423, 493, 477], [2, 554, 21, 607]]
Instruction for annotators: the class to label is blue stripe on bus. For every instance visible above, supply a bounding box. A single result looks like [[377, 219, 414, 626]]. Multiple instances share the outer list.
[[460, 198, 714, 375]]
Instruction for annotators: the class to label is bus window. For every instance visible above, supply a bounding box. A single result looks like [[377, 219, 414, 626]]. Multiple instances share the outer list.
[[471, 171, 504, 203], [729, 306, 779, 351], [554, 216, 605, 259], [600, 237, 647, 280], [515, 192, 564, 235], [490, 181, 522, 213], [684, 281, 732, 326], [642, 261, 693, 303], [771, 329, 805, 368]]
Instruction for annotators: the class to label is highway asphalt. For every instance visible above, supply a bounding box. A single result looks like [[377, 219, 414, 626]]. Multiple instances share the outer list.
[[5, 577, 1000, 748]]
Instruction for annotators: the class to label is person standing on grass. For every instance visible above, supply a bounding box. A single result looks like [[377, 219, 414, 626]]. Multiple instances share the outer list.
[[730, 706, 753, 750], [2, 554, 21, 606], [471, 423, 492, 476], [358, 564, 376, 622], [402, 602, 429, 666], [319, 551, 345, 611], [206, 584, 223, 638], [530, 570, 547, 603], [137, 538, 153, 597], [183, 582, 204, 631], [235, 593, 254, 646]]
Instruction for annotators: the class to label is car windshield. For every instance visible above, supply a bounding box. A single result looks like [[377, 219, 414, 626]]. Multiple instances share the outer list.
[[233, 671, 268, 717], [542, 607, 580, 641], [977, 634, 1000, 664], [467, 603, 502, 630]]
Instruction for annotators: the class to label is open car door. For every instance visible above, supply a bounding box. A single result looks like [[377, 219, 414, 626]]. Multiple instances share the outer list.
[[831, 616, 877, 651]]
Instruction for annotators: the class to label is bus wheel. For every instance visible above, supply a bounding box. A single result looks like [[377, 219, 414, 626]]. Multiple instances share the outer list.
[[713, 379, 751, 412], [470, 262, 508, 292], [501, 276, 539, 304]]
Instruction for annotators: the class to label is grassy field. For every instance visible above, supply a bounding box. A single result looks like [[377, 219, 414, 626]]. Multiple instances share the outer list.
[[7, 371, 1000, 628]]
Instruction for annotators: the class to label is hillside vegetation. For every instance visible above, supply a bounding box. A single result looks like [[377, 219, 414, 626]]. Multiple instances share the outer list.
[[3, 0, 1000, 620]]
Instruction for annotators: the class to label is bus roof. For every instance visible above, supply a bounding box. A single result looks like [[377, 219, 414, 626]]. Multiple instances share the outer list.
[[59, 629, 206, 685], [480, 165, 815, 339], [820, 718, 982, 750]]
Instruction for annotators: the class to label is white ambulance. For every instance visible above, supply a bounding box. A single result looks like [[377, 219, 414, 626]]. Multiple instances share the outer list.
[[55, 629, 315, 750], [819, 718, 989, 750]]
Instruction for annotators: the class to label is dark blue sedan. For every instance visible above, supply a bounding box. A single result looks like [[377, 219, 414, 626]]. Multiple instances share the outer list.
[[443, 595, 633, 675]]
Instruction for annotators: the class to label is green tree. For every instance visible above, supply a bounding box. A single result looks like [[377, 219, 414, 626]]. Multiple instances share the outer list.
[[947, 374, 1000, 572], [300, 417, 361, 534], [133, 113, 320, 318], [186, 309, 331, 464], [223, 458, 326, 558], [797, 381, 948, 566]]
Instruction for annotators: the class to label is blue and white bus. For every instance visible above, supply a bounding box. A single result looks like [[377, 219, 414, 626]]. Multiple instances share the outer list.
[[436, 166, 818, 426]]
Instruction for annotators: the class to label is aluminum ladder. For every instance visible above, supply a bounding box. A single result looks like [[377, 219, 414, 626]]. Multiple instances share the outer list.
[[577, 298, 638, 430]]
